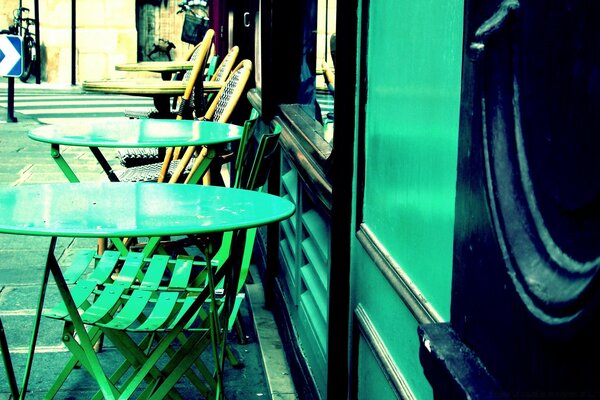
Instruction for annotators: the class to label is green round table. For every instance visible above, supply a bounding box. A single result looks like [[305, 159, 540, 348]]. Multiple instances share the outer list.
[[0, 182, 294, 399], [28, 119, 244, 184]]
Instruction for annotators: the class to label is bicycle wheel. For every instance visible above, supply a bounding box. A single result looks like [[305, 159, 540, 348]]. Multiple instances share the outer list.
[[20, 35, 36, 83]]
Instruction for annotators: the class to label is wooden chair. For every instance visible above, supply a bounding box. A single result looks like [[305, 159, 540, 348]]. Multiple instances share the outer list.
[[122, 29, 214, 120], [114, 59, 253, 185], [118, 45, 239, 168]]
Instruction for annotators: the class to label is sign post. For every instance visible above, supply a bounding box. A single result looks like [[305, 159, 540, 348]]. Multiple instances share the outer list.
[[0, 35, 24, 123]]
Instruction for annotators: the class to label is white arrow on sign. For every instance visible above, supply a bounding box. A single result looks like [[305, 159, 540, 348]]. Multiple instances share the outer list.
[[0, 35, 23, 77]]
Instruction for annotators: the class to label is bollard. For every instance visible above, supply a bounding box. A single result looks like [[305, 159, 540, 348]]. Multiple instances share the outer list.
[[7, 77, 18, 122]]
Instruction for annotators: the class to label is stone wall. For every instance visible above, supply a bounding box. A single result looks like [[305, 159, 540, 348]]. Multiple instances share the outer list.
[[1, 0, 206, 84], [39, 0, 138, 83]]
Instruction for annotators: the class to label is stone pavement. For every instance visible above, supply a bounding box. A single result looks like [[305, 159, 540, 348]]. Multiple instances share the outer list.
[[0, 89, 297, 399]]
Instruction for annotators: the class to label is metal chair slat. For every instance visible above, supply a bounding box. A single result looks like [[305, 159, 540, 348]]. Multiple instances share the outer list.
[[139, 254, 170, 290], [135, 291, 179, 331], [81, 284, 126, 324], [63, 249, 95, 284], [112, 252, 145, 288], [168, 257, 194, 290], [103, 290, 153, 330]]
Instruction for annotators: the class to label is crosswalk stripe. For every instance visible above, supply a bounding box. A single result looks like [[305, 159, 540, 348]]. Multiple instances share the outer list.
[[35, 117, 128, 124], [0, 89, 157, 123], [5, 100, 154, 107], [18, 106, 154, 115], [1, 94, 153, 101]]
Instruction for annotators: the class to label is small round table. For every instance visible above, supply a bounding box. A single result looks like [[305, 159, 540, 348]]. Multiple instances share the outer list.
[[0, 182, 295, 399], [28, 119, 243, 184]]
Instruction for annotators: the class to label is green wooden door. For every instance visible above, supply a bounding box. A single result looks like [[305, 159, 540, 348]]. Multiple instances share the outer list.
[[349, 0, 464, 398]]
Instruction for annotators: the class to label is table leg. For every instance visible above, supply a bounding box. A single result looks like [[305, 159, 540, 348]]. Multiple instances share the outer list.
[[50, 144, 80, 182], [0, 318, 19, 399], [194, 230, 246, 400], [89, 147, 120, 182], [18, 240, 52, 399], [153, 95, 174, 117], [45, 236, 120, 398]]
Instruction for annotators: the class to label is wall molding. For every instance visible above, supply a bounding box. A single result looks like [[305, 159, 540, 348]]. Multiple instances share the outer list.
[[356, 224, 442, 325], [355, 304, 416, 400]]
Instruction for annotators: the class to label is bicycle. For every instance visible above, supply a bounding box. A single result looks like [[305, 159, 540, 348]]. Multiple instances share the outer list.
[[1, 7, 37, 82], [178, 0, 210, 45]]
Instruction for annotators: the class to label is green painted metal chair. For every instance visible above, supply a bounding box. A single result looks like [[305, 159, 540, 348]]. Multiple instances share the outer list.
[[43, 118, 282, 399], [44, 239, 247, 399]]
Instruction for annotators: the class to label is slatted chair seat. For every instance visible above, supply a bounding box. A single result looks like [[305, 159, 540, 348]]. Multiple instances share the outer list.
[[46, 252, 244, 330], [44, 248, 246, 399]]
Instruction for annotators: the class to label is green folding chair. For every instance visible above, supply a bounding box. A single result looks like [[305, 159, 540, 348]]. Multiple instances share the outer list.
[[43, 118, 283, 400]]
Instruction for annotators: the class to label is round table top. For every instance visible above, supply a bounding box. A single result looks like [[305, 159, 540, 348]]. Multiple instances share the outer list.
[[82, 79, 222, 95], [115, 61, 195, 73], [28, 119, 244, 148], [0, 183, 295, 238]]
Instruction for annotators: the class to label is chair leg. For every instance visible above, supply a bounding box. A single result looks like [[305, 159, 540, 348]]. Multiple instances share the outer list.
[[234, 316, 248, 345]]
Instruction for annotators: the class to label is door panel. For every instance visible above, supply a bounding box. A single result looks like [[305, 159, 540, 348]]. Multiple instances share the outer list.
[[446, 0, 600, 396]]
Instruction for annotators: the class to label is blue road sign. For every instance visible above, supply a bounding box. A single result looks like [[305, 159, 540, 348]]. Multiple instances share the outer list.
[[0, 35, 23, 78]]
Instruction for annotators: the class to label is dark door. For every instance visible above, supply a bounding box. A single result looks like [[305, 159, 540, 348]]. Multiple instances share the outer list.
[[421, 0, 600, 397], [228, 0, 258, 64]]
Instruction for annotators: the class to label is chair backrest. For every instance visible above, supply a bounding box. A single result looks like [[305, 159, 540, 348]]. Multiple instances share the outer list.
[[234, 108, 260, 179], [235, 119, 282, 191], [202, 59, 253, 123], [176, 28, 214, 120], [212, 116, 282, 295], [182, 40, 203, 61], [210, 46, 239, 83]]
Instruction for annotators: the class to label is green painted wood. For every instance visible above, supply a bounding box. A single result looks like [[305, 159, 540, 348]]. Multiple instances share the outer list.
[[302, 209, 329, 262], [282, 169, 299, 202], [301, 238, 328, 290], [300, 264, 328, 320], [361, 0, 463, 319], [349, 0, 465, 398], [280, 220, 297, 257], [297, 291, 327, 394], [28, 120, 244, 148], [0, 183, 295, 238]]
